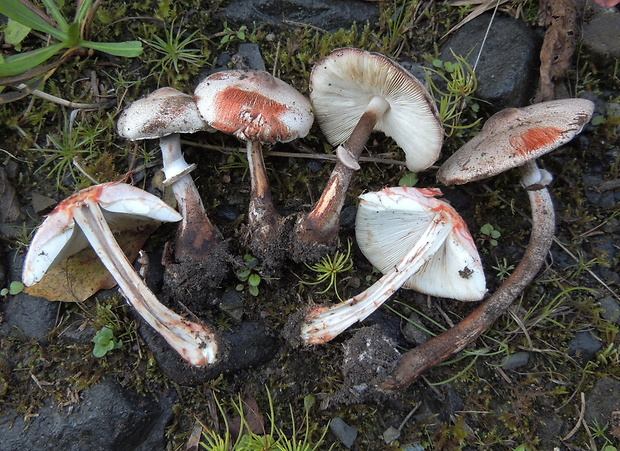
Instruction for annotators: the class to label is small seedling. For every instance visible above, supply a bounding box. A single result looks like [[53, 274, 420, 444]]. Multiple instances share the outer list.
[[1, 281, 24, 296], [92, 326, 122, 358], [303, 240, 354, 302], [219, 22, 249, 45], [492, 257, 515, 281], [398, 172, 418, 187], [235, 254, 262, 297], [479, 223, 501, 247], [142, 21, 204, 83], [424, 52, 482, 137]]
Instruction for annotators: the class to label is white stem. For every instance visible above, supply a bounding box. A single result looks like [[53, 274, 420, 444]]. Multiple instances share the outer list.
[[73, 198, 218, 366], [300, 212, 453, 344], [160, 134, 207, 218]]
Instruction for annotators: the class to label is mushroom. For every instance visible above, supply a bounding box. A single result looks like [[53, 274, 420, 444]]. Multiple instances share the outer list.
[[117, 87, 229, 295], [22, 182, 218, 366], [293, 48, 443, 254], [298, 187, 483, 344], [380, 98, 595, 390], [194, 70, 313, 261], [356, 187, 486, 301]]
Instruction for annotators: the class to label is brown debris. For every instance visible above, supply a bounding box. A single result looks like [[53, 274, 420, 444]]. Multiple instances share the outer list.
[[534, 0, 578, 102]]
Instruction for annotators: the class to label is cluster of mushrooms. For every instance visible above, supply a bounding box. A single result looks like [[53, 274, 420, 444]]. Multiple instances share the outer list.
[[21, 47, 595, 389]]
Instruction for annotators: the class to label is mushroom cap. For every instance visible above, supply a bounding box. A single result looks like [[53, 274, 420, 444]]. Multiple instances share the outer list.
[[22, 182, 182, 286], [310, 47, 443, 172], [194, 70, 314, 143], [437, 98, 595, 185], [355, 187, 486, 301], [117, 87, 211, 141]]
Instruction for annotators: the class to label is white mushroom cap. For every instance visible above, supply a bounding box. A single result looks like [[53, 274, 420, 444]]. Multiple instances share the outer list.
[[117, 87, 211, 141], [310, 47, 443, 172], [22, 182, 182, 287], [355, 187, 486, 301], [194, 70, 314, 143], [437, 98, 595, 185]]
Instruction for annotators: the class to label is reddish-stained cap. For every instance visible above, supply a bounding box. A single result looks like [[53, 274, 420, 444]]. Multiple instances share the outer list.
[[194, 70, 313, 143], [355, 187, 486, 301], [310, 47, 443, 172], [437, 98, 595, 185], [118, 87, 211, 141]]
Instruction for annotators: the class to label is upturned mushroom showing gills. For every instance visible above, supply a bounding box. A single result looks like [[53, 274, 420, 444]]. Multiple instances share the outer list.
[[294, 47, 443, 253], [194, 70, 313, 261], [381, 98, 595, 391], [356, 187, 486, 301], [299, 187, 483, 345], [22, 182, 219, 366], [117, 87, 228, 295]]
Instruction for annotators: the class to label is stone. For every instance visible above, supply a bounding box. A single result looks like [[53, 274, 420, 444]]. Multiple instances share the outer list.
[[440, 13, 542, 109], [599, 296, 620, 324], [0, 378, 175, 451], [0, 292, 58, 340], [582, 7, 620, 64], [329, 417, 358, 449], [140, 320, 279, 386], [402, 311, 432, 346], [585, 377, 620, 428], [219, 0, 379, 33], [567, 330, 603, 365], [500, 351, 531, 370]]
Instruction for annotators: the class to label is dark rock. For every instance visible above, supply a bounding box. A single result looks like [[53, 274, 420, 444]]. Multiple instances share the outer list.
[[440, 13, 542, 109], [599, 296, 620, 324], [233, 43, 266, 71], [402, 311, 432, 346], [329, 417, 358, 449], [1, 292, 58, 340], [582, 7, 620, 64], [0, 378, 175, 451], [219, 0, 379, 33], [339, 204, 357, 232], [216, 204, 241, 222], [499, 351, 531, 370], [219, 290, 245, 322], [567, 330, 603, 365], [584, 377, 620, 427], [140, 320, 279, 386], [536, 412, 566, 449]]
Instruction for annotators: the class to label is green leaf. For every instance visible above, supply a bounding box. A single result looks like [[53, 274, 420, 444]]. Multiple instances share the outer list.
[[9, 281, 24, 295], [74, 0, 94, 25], [0, 0, 66, 41], [249, 285, 259, 297], [248, 274, 261, 287], [0, 42, 65, 77], [398, 172, 418, 187], [5, 19, 31, 49], [82, 40, 143, 57]]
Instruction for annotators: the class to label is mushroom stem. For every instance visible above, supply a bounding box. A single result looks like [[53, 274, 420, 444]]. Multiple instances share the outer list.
[[295, 97, 390, 246], [247, 140, 280, 225], [160, 134, 223, 256], [380, 161, 555, 390], [245, 140, 283, 258], [300, 211, 451, 344], [73, 196, 218, 366]]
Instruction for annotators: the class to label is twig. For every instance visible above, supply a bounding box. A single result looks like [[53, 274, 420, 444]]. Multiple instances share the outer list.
[[561, 392, 586, 441], [180, 139, 408, 166], [16, 83, 116, 109]]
